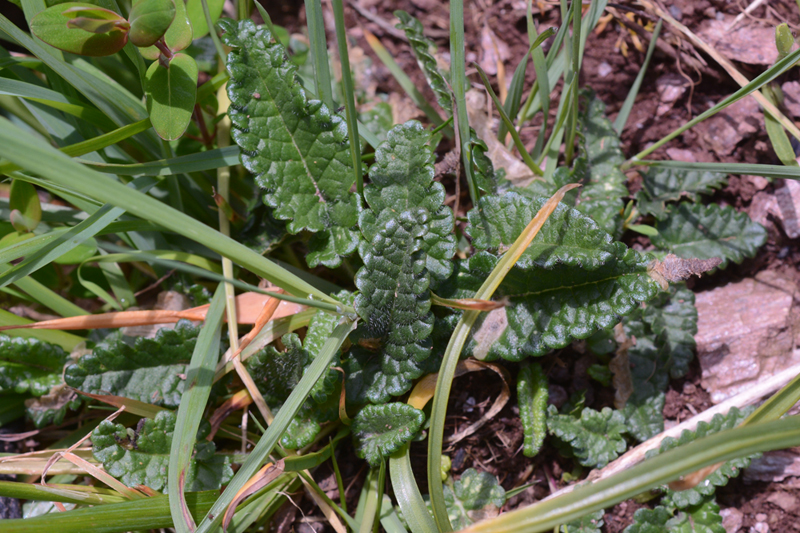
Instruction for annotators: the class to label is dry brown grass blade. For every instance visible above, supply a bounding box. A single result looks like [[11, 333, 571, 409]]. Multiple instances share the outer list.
[[208, 389, 254, 440], [222, 459, 285, 532], [430, 293, 506, 311]]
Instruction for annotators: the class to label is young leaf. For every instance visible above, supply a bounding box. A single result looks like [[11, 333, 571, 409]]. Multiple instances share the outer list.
[[394, 10, 452, 112], [625, 506, 673, 533], [560, 510, 604, 533], [636, 168, 728, 220], [92, 410, 233, 492], [352, 403, 426, 467], [0, 335, 68, 396], [668, 495, 726, 533], [29, 2, 130, 57], [456, 192, 660, 361], [625, 284, 697, 404], [517, 362, 548, 457], [140, 0, 192, 60], [145, 53, 198, 141], [128, 0, 176, 47], [547, 405, 628, 468], [646, 407, 755, 509], [576, 91, 628, 236], [9, 179, 41, 233], [64, 321, 215, 408], [219, 18, 360, 268], [351, 121, 456, 402], [652, 203, 767, 270]]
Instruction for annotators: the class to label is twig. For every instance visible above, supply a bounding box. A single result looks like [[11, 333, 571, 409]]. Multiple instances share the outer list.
[[727, 0, 766, 32]]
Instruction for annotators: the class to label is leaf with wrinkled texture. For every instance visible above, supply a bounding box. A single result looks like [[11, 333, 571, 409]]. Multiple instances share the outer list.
[[576, 91, 627, 237], [352, 402, 425, 467], [219, 18, 359, 268], [394, 11, 451, 112], [652, 203, 766, 270], [625, 506, 673, 533], [454, 468, 506, 510], [668, 496, 726, 533], [621, 392, 665, 443], [0, 336, 69, 396], [647, 407, 755, 509], [65, 320, 214, 408], [547, 405, 628, 468], [636, 168, 728, 220], [245, 333, 309, 405], [92, 410, 232, 492], [560, 510, 605, 533], [351, 121, 456, 402]]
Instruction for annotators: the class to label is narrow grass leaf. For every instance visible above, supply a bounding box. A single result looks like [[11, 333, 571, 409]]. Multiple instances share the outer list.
[[304, 0, 333, 109], [613, 19, 662, 133], [78, 146, 241, 176]]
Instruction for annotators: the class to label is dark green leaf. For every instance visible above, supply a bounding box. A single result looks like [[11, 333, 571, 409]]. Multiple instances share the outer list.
[[30, 2, 130, 57], [652, 203, 767, 270], [547, 405, 628, 468], [625, 506, 673, 533], [560, 510, 605, 533], [25, 384, 82, 428], [621, 393, 665, 443], [65, 321, 213, 408], [647, 407, 755, 509], [394, 10, 452, 112], [0, 335, 68, 396], [352, 402, 425, 467], [636, 168, 728, 220], [245, 333, 309, 405], [128, 0, 176, 47], [352, 121, 456, 402], [145, 52, 198, 141], [92, 410, 233, 492], [576, 91, 628, 236], [668, 495, 726, 533], [219, 18, 359, 268]]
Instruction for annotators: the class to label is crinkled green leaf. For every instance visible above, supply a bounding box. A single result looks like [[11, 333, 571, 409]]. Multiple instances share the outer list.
[[625, 506, 673, 533], [626, 284, 697, 404], [92, 410, 232, 492], [64, 320, 211, 408], [454, 468, 506, 510], [0, 336, 69, 396], [351, 121, 456, 402], [636, 168, 728, 220], [279, 382, 339, 449], [394, 10, 451, 112], [24, 385, 82, 428], [352, 402, 425, 467], [576, 91, 628, 237], [668, 496, 726, 533], [303, 306, 344, 404], [547, 405, 628, 468], [469, 129, 501, 196], [245, 333, 308, 405], [518, 362, 548, 457], [219, 18, 359, 268], [646, 407, 756, 509], [621, 392, 665, 443], [652, 202, 767, 270], [560, 510, 605, 533]]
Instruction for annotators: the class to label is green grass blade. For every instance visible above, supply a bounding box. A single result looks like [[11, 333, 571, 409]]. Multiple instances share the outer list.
[[475, 64, 543, 176], [0, 480, 126, 505], [79, 146, 241, 176], [0, 118, 341, 306], [627, 46, 800, 165], [194, 320, 356, 533], [390, 443, 437, 533], [0, 490, 220, 533], [0, 177, 158, 292], [613, 19, 662, 133], [331, 0, 364, 197], [563, 0, 582, 167], [170, 285, 226, 533], [451, 0, 479, 207], [304, 0, 334, 109], [4, 266, 87, 317], [638, 160, 800, 180], [0, 309, 84, 349], [364, 31, 444, 127], [744, 372, 800, 426], [461, 416, 800, 532]]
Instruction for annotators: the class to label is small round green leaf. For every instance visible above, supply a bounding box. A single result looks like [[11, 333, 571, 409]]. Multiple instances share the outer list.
[[9, 179, 41, 233], [128, 0, 176, 47], [352, 403, 426, 468], [30, 3, 129, 57], [145, 52, 198, 140], [186, 0, 223, 39], [139, 0, 192, 60]]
